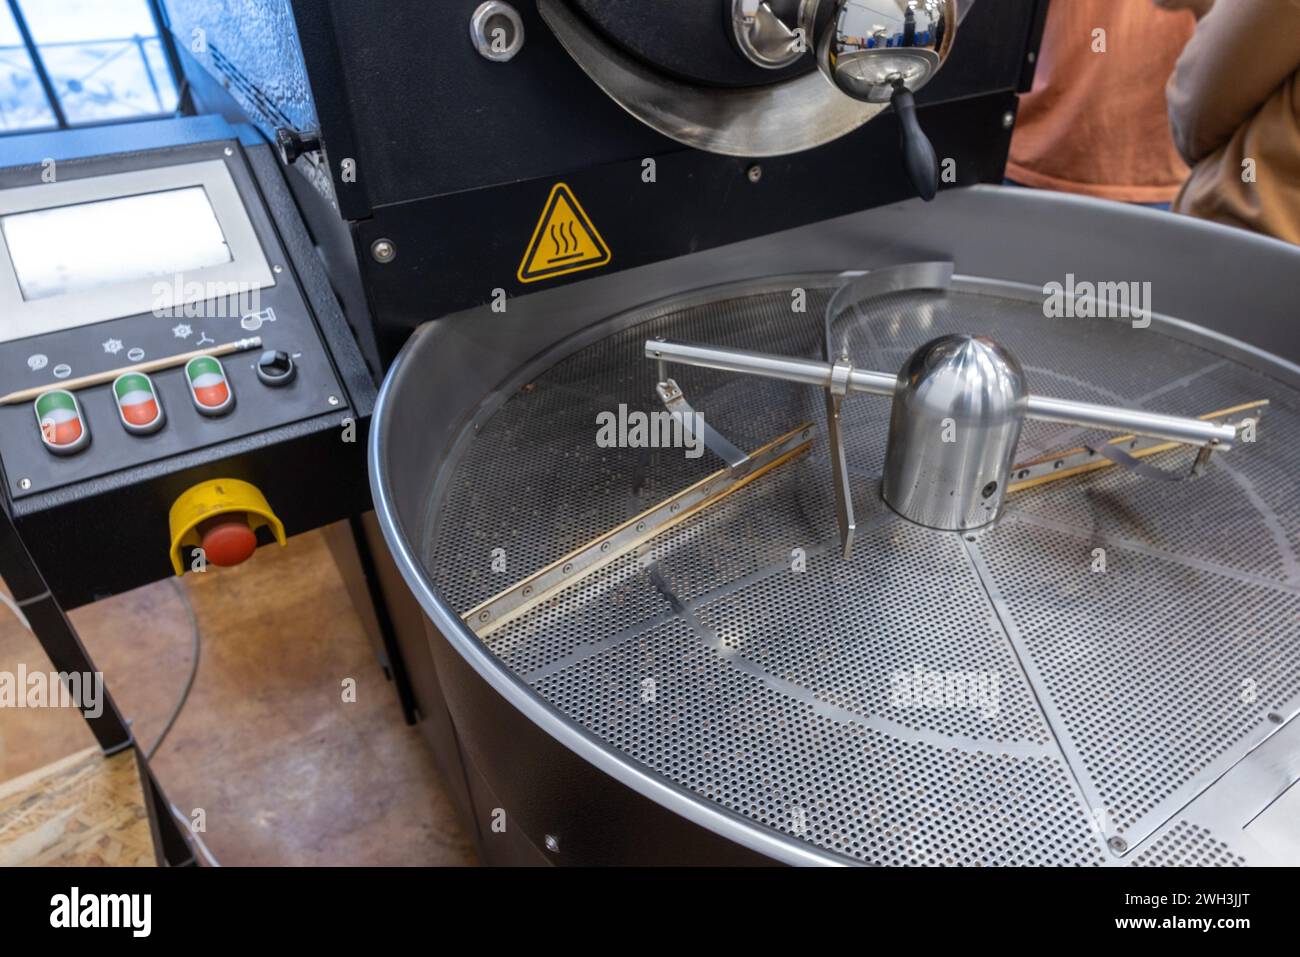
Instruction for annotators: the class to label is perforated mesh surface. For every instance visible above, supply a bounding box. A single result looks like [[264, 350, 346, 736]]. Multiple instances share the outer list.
[[424, 281, 1300, 865], [1131, 821, 1249, 867]]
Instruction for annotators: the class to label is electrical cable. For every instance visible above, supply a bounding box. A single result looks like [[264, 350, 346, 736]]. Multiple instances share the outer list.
[[0, 589, 31, 631], [147, 574, 200, 764], [152, 578, 221, 866], [146, 578, 201, 761]]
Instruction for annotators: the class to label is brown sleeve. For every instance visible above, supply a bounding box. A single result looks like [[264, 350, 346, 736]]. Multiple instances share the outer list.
[[1167, 0, 1300, 163]]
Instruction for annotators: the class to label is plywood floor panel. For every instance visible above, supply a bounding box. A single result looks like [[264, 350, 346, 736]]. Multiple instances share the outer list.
[[0, 529, 475, 866]]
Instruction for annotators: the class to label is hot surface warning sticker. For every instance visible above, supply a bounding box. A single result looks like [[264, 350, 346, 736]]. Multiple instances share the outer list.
[[517, 183, 611, 283]]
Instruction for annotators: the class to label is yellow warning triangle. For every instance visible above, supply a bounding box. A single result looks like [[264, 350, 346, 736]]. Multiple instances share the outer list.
[[517, 183, 611, 283]]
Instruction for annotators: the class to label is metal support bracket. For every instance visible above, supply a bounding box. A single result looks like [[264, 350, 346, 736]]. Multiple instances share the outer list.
[[825, 357, 857, 558], [817, 263, 951, 556], [1007, 401, 1266, 494], [655, 376, 750, 469]]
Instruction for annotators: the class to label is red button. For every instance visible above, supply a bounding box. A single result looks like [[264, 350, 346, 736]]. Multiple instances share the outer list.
[[198, 514, 258, 567]]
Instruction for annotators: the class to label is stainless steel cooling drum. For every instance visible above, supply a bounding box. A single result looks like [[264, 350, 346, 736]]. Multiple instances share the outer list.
[[371, 189, 1300, 866]]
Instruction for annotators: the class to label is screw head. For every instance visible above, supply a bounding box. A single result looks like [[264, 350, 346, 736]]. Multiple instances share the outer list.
[[746, 164, 763, 183], [371, 239, 397, 264], [224, 147, 234, 156], [18, 478, 31, 490], [544, 833, 559, 853], [1108, 836, 1127, 853], [1002, 111, 1016, 130], [273, 264, 284, 274], [327, 395, 341, 406]]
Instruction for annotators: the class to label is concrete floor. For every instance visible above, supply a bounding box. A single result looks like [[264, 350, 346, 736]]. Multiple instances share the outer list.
[[0, 529, 477, 866]]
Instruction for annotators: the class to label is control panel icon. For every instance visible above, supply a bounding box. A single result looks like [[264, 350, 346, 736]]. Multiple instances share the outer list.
[[240, 308, 277, 332]]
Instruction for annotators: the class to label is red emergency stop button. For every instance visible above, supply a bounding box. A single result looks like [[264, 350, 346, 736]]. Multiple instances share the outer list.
[[196, 514, 258, 567], [168, 478, 286, 576]]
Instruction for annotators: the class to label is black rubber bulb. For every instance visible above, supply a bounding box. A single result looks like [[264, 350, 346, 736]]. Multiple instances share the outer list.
[[890, 77, 939, 202]]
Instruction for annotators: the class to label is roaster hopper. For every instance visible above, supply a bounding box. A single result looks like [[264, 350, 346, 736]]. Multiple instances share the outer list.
[[372, 189, 1300, 865]]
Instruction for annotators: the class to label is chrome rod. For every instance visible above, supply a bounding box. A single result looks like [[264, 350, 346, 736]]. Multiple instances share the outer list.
[[646, 338, 1236, 450], [1024, 396, 1233, 449], [647, 339, 897, 396]]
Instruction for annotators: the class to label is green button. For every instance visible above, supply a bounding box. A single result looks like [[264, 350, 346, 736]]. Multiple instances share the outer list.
[[34, 389, 90, 455]]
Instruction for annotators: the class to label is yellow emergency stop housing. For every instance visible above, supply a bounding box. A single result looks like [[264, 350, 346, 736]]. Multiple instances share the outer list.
[[168, 478, 286, 575]]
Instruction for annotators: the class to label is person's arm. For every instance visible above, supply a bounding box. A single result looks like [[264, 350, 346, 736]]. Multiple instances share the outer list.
[[1166, 0, 1300, 164], [1151, 0, 1216, 20]]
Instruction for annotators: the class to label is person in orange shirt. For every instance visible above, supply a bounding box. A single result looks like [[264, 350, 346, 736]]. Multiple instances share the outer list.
[[1007, 0, 1201, 208]]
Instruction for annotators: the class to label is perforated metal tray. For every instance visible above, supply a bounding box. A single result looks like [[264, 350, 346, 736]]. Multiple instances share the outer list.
[[420, 277, 1300, 866]]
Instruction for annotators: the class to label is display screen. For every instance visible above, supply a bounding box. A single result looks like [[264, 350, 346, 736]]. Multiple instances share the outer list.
[[1, 186, 233, 302]]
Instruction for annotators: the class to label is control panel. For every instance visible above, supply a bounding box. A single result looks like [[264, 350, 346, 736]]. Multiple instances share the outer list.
[[0, 139, 349, 500]]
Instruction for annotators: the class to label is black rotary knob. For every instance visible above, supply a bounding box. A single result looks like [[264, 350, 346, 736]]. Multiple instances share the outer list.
[[256, 350, 297, 387]]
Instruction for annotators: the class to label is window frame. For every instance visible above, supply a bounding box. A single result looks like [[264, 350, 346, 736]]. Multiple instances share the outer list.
[[1, 0, 187, 136]]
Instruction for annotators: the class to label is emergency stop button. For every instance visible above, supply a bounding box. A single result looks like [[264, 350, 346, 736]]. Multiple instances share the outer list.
[[185, 355, 234, 415], [168, 478, 286, 575], [197, 514, 259, 567]]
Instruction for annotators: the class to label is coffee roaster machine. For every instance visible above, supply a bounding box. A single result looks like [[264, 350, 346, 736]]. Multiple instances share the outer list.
[[4, 0, 1299, 866]]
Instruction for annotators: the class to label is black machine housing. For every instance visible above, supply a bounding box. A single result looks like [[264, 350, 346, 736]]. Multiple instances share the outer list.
[[159, 0, 1049, 368]]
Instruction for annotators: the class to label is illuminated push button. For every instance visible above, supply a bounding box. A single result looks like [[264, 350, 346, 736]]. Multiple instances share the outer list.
[[185, 355, 234, 416], [197, 514, 259, 567], [112, 372, 164, 435], [34, 389, 90, 455]]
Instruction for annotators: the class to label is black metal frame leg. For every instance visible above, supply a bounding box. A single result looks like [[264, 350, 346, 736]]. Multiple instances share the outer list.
[[0, 503, 195, 867]]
